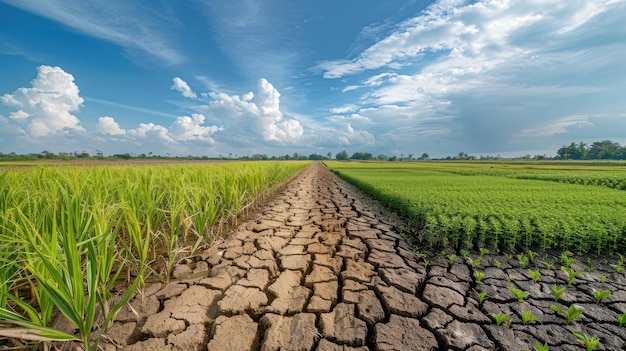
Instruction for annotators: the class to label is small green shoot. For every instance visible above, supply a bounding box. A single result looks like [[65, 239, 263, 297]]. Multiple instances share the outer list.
[[460, 249, 470, 260], [517, 253, 529, 268], [507, 286, 530, 303], [474, 271, 485, 284], [494, 259, 502, 269], [572, 331, 600, 351], [479, 247, 490, 258], [550, 304, 584, 324], [560, 251, 577, 267], [505, 275, 511, 282], [586, 266, 594, 273], [593, 290, 611, 304], [598, 274, 606, 283], [473, 289, 488, 304], [520, 310, 540, 325], [542, 260, 555, 270], [534, 342, 549, 351], [561, 266, 580, 285], [551, 285, 566, 302], [490, 313, 510, 326], [422, 258, 430, 269], [617, 313, 626, 327], [447, 254, 456, 265], [527, 250, 537, 262], [528, 269, 541, 283], [470, 258, 481, 269]]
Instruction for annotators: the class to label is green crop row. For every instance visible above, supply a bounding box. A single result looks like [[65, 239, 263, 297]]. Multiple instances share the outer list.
[[326, 161, 626, 255], [0, 161, 308, 349]]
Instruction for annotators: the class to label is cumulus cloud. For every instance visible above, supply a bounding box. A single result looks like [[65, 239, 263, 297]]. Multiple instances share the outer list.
[[171, 77, 197, 99], [96, 116, 126, 135], [205, 78, 303, 145], [169, 114, 221, 142], [1, 65, 85, 137], [97, 114, 220, 145]]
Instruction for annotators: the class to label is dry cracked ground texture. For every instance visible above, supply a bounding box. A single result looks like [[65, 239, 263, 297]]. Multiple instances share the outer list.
[[101, 163, 626, 351]]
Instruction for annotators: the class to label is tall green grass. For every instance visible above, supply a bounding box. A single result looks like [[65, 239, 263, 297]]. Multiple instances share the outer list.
[[0, 161, 308, 349]]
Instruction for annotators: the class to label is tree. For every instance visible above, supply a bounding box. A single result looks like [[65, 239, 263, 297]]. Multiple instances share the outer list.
[[327, 152, 332, 160], [377, 154, 389, 161], [335, 150, 349, 160], [420, 153, 430, 160], [408, 153, 414, 160]]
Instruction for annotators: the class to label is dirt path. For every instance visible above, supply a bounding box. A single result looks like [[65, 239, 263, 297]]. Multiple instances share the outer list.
[[107, 162, 626, 351]]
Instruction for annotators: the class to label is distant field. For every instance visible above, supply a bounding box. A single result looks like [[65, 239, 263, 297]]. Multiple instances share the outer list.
[[325, 161, 626, 255]]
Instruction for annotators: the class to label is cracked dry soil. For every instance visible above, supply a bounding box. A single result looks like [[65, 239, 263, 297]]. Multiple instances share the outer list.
[[100, 162, 626, 351]]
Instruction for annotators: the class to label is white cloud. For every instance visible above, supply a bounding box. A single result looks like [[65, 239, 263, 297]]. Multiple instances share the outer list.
[[1, 65, 85, 137], [330, 104, 359, 114], [9, 110, 29, 120], [205, 78, 304, 145], [169, 114, 221, 143], [171, 77, 197, 99], [96, 116, 126, 135], [319, 0, 626, 156]]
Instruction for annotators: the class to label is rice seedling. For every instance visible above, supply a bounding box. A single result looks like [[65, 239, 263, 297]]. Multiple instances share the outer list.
[[542, 260, 555, 270], [520, 310, 540, 325], [507, 286, 530, 303], [572, 331, 600, 351], [618, 313, 626, 327], [479, 247, 490, 258], [598, 275, 606, 283], [561, 266, 580, 285], [517, 253, 529, 268], [593, 290, 611, 304], [551, 285, 566, 302], [490, 313, 510, 326], [473, 289, 488, 304], [534, 342, 550, 351], [550, 304, 584, 324], [447, 254, 456, 265], [528, 269, 541, 283], [474, 271, 485, 284]]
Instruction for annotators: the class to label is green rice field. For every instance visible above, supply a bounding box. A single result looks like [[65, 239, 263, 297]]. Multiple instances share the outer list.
[[326, 161, 626, 255]]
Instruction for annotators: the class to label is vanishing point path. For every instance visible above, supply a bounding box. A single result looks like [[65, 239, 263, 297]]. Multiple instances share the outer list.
[[108, 162, 626, 351]]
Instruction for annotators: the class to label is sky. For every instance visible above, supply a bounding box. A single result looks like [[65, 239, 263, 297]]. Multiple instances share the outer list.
[[1, 0, 625, 158]]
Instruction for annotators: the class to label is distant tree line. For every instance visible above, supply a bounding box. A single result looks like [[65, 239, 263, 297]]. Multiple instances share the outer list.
[[556, 140, 626, 160]]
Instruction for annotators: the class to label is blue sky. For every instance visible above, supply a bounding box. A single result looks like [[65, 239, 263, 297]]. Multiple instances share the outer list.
[[1, 0, 625, 158]]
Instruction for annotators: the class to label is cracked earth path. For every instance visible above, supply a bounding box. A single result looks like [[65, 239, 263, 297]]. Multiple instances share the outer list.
[[108, 162, 626, 351]]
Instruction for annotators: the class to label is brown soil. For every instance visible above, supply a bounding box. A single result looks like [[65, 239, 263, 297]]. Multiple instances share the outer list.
[[67, 162, 626, 350]]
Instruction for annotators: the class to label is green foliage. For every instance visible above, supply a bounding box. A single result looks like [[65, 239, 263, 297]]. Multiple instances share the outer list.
[[572, 331, 600, 351], [593, 290, 611, 304], [528, 269, 541, 283], [598, 275, 606, 283], [326, 161, 626, 254], [0, 161, 308, 349], [469, 258, 482, 269], [479, 247, 490, 258], [493, 259, 502, 269], [618, 313, 626, 327], [473, 289, 488, 304], [534, 342, 550, 351], [507, 286, 530, 303], [550, 304, 584, 324], [447, 254, 456, 265], [542, 260, 555, 270], [551, 285, 566, 302], [490, 313, 510, 326], [474, 271, 485, 284], [520, 310, 540, 325], [561, 266, 580, 285], [517, 253, 529, 268]]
